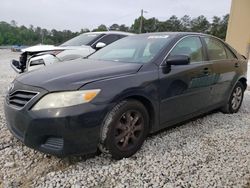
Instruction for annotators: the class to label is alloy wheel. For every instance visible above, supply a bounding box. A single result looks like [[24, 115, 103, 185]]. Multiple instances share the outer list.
[[231, 86, 243, 110], [114, 110, 144, 151]]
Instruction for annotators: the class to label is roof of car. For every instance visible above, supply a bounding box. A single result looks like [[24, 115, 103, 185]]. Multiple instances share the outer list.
[[138, 32, 209, 37], [87, 31, 135, 36]]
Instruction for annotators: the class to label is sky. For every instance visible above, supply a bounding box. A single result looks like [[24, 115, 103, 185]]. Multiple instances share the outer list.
[[0, 0, 232, 31]]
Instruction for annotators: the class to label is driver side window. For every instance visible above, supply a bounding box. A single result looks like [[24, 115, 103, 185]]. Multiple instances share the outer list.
[[98, 34, 120, 46], [170, 36, 203, 63]]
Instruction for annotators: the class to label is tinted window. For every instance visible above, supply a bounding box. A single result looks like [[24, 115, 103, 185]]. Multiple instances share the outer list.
[[204, 37, 227, 60], [225, 46, 237, 59], [89, 35, 173, 64], [170, 36, 203, 63], [98, 34, 120, 45], [60, 33, 102, 47], [118, 35, 127, 39]]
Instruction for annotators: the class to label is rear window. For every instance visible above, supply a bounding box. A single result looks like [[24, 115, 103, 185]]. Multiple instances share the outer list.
[[225, 46, 237, 59], [204, 37, 227, 60]]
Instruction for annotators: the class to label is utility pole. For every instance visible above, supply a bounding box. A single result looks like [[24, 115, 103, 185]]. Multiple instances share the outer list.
[[139, 9, 143, 34], [154, 18, 157, 32], [139, 9, 148, 33], [41, 32, 44, 44]]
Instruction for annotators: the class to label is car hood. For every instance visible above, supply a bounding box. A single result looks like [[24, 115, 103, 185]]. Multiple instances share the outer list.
[[22, 45, 91, 53], [17, 59, 142, 91]]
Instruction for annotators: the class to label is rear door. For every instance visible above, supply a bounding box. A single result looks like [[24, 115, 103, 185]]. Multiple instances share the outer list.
[[202, 37, 239, 105], [159, 36, 214, 125]]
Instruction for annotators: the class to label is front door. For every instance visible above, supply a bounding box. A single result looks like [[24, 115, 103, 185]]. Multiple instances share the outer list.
[[159, 36, 213, 126]]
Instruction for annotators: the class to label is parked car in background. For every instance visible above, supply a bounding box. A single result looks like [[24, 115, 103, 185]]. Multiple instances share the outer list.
[[11, 45, 27, 52], [4, 32, 247, 159], [10, 31, 133, 73]]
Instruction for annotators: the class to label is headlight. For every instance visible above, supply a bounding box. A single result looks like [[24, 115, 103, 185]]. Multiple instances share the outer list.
[[30, 59, 45, 66], [32, 89, 101, 111]]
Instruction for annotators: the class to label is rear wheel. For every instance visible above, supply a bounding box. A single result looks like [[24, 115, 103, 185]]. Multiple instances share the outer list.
[[99, 100, 149, 159], [221, 82, 244, 114]]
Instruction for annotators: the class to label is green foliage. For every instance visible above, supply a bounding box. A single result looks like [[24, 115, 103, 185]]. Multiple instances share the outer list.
[[92, 24, 108, 32], [190, 15, 210, 33], [131, 14, 229, 39], [0, 14, 229, 46], [0, 21, 79, 45], [209, 14, 229, 39]]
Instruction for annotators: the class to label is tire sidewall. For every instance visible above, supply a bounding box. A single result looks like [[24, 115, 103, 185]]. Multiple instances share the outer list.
[[228, 82, 244, 113], [101, 100, 149, 159]]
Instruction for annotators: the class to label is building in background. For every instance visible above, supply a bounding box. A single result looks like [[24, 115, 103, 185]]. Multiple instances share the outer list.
[[226, 0, 250, 58]]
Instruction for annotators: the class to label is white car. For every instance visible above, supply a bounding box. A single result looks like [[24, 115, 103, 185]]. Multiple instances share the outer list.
[[11, 31, 133, 73]]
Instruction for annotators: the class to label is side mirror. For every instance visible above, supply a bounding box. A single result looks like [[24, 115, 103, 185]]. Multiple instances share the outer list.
[[10, 60, 22, 73], [95, 42, 106, 49], [166, 55, 190, 66]]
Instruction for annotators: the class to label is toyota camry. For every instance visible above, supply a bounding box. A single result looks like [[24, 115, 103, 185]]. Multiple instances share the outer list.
[[4, 32, 248, 159]]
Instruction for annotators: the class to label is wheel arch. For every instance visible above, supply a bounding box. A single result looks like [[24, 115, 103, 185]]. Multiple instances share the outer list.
[[238, 77, 247, 91], [123, 95, 157, 133], [226, 76, 248, 102]]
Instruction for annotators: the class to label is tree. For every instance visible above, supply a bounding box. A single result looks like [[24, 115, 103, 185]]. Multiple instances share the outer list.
[[180, 15, 192, 31], [0, 14, 230, 45], [0, 33, 4, 45], [109, 24, 120, 31], [209, 14, 229, 40], [131, 17, 146, 33], [10, 20, 17, 27], [219, 14, 229, 40], [80, 28, 90, 33], [144, 18, 158, 33], [210, 16, 221, 37], [166, 16, 183, 31], [92, 24, 108, 32], [29, 24, 34, 31], [119, 24, 129, 32], [191, 15, 210, 33], [109, 24, 129, 32]]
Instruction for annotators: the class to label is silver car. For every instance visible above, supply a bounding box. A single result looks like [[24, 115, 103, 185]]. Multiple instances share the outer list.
[[11, 31, 133, 73]]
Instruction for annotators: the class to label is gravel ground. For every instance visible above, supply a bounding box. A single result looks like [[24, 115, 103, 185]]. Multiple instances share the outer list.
[[0, 49, 250, 187]]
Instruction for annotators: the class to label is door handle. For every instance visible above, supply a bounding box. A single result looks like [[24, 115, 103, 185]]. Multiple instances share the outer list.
[[234, 63, 239, 68], [202, 67, 210, 75]]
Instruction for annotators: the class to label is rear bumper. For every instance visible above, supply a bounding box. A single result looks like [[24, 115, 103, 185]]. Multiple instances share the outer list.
[[4, 99, 108, 157]]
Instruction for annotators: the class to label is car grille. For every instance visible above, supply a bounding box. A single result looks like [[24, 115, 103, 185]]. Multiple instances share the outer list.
[[7, 90, 39, 108]]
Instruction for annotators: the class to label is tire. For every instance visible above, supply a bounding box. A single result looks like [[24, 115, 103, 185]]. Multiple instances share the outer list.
[[221, 82, 244, 114], [99, 100, 149, 160]]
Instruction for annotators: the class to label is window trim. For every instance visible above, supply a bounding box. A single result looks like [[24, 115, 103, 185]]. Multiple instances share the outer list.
[[223, 44, 238, 60]]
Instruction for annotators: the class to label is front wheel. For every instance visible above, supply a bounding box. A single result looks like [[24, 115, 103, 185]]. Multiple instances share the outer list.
[[99, 100, 149, 160], [221, 82, 244, 114]]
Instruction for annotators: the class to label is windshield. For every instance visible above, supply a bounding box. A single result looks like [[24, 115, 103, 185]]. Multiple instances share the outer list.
[[89, 35, 173, 64], [60, 33, 102, 47]]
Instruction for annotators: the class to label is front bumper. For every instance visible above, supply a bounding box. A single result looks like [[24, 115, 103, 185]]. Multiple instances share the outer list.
[[10, 59, 23, 73], [4, 90, 108, 157]]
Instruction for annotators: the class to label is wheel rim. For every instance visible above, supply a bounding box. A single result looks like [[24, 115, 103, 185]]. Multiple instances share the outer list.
[[231, 86, 243, 110], [114, 110, 144, 151]]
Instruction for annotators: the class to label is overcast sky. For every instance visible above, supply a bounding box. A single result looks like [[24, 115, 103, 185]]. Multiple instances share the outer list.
[[0, 0, 232, 31]]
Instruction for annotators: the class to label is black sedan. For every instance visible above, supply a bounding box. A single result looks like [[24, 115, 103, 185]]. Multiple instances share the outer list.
[[4, 32, 248, 159]]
